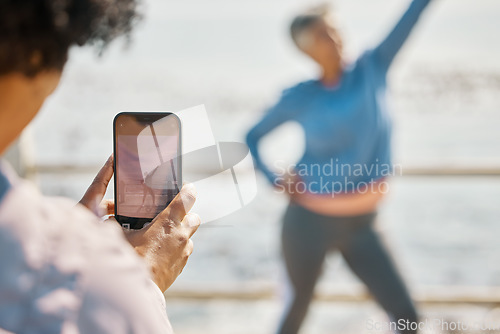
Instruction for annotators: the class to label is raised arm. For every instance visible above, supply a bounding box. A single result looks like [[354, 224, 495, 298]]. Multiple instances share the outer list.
[[246, 87, 301, 185], [372, 0, 433, 70]]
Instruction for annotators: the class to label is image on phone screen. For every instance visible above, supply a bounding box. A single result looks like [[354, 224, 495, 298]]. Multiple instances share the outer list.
[[114, 112, 181, 227]]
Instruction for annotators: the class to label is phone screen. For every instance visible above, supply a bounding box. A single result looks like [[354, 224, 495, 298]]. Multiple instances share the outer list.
[[114, 112, 181, 228]]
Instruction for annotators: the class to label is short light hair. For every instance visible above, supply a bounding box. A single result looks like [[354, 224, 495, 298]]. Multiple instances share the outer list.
[[290, 4, 331, 49]]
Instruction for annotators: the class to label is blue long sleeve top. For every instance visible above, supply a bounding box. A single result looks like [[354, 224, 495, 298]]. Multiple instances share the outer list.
[[246, 0, 432, 194]]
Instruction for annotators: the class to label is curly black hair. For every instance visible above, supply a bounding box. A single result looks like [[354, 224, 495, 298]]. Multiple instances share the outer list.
[[0, 0, 142, 76]]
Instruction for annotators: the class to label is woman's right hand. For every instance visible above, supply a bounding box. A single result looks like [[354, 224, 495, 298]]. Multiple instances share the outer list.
[[82, 156, 201, 292], [120, 184, 200, 292]]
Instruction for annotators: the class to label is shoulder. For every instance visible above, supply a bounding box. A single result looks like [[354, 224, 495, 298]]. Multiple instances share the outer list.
[[275, 80, 318, 108], [351, 49, 388, 80], [0, 179, 166, 332], [0, 178, 134, 272], [282, 79, 317, 96], [351, 49, 377, 69]]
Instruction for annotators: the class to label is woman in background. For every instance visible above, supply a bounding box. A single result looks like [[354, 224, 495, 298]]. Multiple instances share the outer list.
[[246, 1, 434, 333]]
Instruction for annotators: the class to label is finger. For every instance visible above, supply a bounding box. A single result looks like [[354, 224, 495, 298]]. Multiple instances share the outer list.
[[92, 155, 114, 195], [103, 216, 135, 237], [80, 155, 114, 208], [157, 183, 197, 224], [99, 199, 115, 216], [186, 239, 194, 256], [181, 212, 201, 237], [103, 216, 117, 224]]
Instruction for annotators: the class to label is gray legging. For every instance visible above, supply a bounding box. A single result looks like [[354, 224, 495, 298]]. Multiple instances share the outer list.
[[277, 203, 418, 334]]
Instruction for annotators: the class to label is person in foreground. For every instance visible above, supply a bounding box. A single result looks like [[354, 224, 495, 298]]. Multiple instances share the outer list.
[[246, 1, 434, 333], [0, 0, 200, 333]]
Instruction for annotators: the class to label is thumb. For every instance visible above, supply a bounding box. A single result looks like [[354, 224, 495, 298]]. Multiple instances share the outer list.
[[80, 155, 114, 213], [153, 183, 197, 225]]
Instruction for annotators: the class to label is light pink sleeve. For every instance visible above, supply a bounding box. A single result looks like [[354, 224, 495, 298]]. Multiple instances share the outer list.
[[74, 216, 174, 334], [0, 174, 174, 334]]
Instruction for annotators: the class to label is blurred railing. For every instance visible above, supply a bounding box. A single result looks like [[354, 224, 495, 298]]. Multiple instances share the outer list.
[[23, 164, 500, 177], [165, 284, 500, 306]]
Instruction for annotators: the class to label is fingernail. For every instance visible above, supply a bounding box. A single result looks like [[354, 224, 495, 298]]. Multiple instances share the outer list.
[[187, 213, 201, 227], [182, 183, 197, 196]]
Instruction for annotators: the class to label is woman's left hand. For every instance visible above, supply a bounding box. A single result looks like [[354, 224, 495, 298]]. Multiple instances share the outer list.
[[79, 155, 115, 217], [276, 171, 305, 202]]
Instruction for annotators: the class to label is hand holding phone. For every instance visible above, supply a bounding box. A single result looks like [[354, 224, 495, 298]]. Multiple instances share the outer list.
[[80, 156, 200, 292], [79, 158, 200, 292], [123, 183, 200, 292]]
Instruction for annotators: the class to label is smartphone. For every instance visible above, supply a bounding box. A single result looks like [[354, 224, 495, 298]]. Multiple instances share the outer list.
[[113, 112, 181, 229]]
